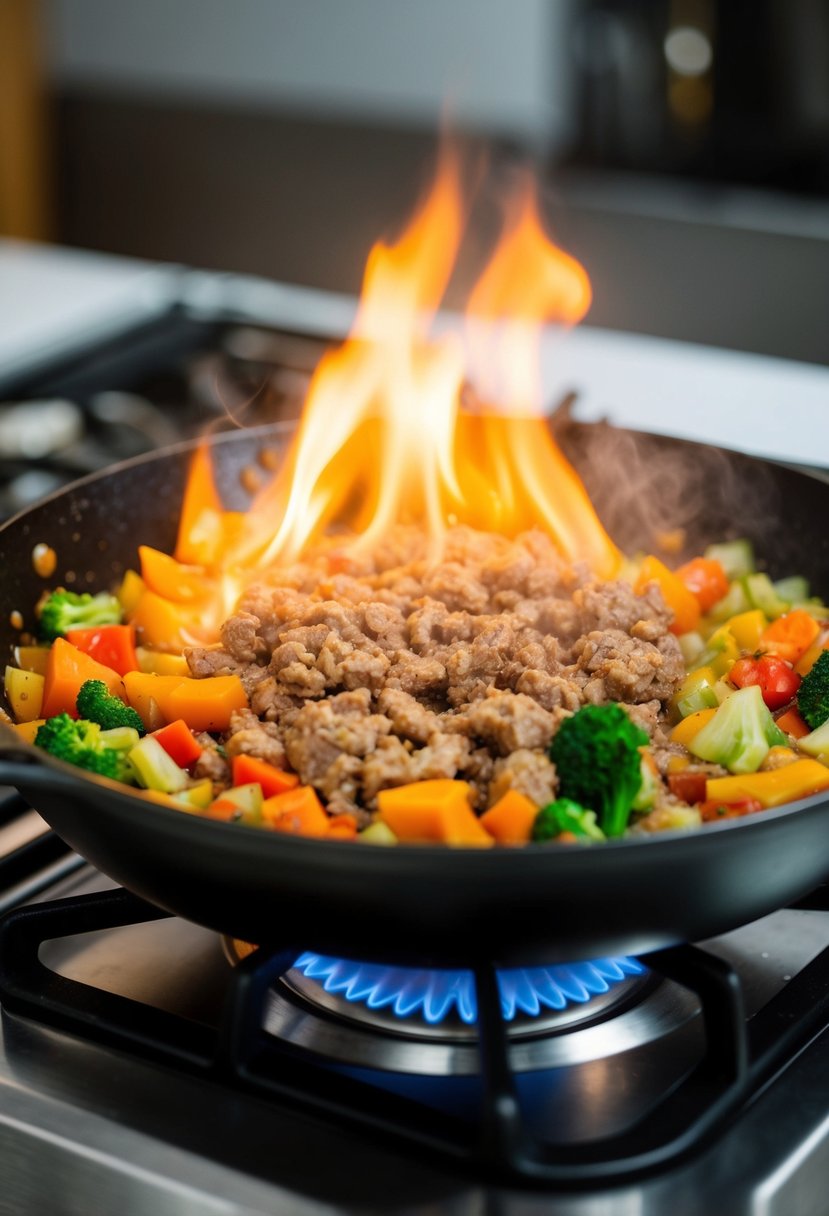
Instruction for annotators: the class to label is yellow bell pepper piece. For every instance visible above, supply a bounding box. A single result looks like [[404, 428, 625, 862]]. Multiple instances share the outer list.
[[4, 666, 45, 722], [706, 760, 829, 808], [726, 609, 768, 653], [671, 708, 717, 748], [12, 719, 45, 744]]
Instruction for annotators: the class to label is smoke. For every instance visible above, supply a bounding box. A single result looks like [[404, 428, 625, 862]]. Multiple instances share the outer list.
[[553, 409, 781, 568]]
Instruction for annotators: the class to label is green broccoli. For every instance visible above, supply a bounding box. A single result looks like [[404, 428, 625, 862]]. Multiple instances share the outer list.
[[39, 589, 122, 641], [35, 714, 140, 784], [689, 684, 787, 774], [76, 680, 145, 734], [798, 650, 829, 730], [532, 799, 606, 843], [549, 704, 648, 838]]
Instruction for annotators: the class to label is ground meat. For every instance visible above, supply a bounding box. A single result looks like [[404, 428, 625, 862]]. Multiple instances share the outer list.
[[488, 749, 558, 808], [194, 525, 688, 822]]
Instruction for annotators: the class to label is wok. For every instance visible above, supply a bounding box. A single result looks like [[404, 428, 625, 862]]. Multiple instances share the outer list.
[[0, 423, 827, 968]]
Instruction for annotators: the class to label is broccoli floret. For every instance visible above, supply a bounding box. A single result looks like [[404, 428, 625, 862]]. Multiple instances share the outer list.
[[549, 704, 648, 838], [532, 799, 606, 843], [39, 589, 122, 641], [798, 651, 829, 730], [76, 680, 145, 734], [689, 684, 787, 774], [35, 714, 139, 784]]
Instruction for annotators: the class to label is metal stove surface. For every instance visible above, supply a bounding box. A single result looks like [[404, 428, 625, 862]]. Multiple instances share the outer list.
[[1, 847, 829, 1216]]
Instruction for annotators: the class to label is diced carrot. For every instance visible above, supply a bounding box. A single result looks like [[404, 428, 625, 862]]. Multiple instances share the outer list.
[[123, 672, 248, 732], [327, 813, 359, 840], [231, 754, 299, 797], [166, 676, 248, 733], [774, 706, 811, 740], [41, 638, 124, 719], [635, 556, 701, 636], [66, 624, 139, 676], [174, 442, 224, 567], [377, 780, 494, 847], [138, 546, 215, 604], [667, 770, 708, 804], [676, 557, 730, 613], [479, 790, 538, 844], [261, 786, 330, 837], [760, 611, 821, 665], [152, 719, 204, 767]]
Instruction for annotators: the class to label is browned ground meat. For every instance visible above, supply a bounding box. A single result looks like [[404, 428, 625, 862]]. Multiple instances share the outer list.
[[187, 526, 686, 814]]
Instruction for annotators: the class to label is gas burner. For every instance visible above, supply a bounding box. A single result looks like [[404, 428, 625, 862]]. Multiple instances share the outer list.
[[257, 952, 698, 1075]]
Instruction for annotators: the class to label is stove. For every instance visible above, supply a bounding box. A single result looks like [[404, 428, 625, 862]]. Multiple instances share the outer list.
[[1, 255, 829, 1214]]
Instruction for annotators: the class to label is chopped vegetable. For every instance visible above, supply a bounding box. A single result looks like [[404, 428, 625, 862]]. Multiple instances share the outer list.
[[116, 570, 145, 616], [135, 648, 190, 677], [376, 780, 494, 846], [728, 655, 801, 712], [152, 719, 203, 768], [213, 782, 263, 820], [673, 666, 719, 718], [798, 717, 829, 759], [549, 703, 648, 838], [705, 759, 829, 808], [699, 797, 764, 821], [726, 609, 768, 653], [676, 557, 729, 613], [759, 611, 821, 665], [127, 734, 190, 793], [742, 573, 790, 620], [479, 790, 539, 844], [76, 679, 146, 734], [122, 672, 248, 732], [129, 588, 217, 650], [13, 646, 50, 676], [65, 624, 139, 676], [635, 556, 701, 636], [139, 546, 215, 603], [262, 786, 330, 837], [357, 821, 398, 846], [39, 589, 122, 641], [704, 539, 755, 580], [327, 813, 359, 840], [631, 753, 660, 811], [689, 625, 740, 678], [667, 770, 708, 804], [796, 650, 829, 730], [13, 719, 45, 744], [774, 706, 811, 740], [41, 638, 124, 720], [4, 666, 44, 722], [231, 754, 299, 798], [690, 685, 787, 774], [35, 714, 138, 784], [796, 636, 829, 677], [532, 799, 606, 842]]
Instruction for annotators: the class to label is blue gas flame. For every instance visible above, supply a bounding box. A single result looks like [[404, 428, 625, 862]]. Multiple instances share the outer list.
[[293, 953, 645, 1025]]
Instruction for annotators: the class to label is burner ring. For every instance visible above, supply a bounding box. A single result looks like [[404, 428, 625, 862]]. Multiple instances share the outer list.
[[263, 971, 699, 1076]]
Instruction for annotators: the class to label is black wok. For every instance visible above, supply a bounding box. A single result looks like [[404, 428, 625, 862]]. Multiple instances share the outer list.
[[0, 423, 827, 967]]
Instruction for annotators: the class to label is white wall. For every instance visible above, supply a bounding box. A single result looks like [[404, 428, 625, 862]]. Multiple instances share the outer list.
[[48, 0, 574, 150]]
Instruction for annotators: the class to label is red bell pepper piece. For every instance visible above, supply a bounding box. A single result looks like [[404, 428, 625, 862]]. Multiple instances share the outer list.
[[66, 624, 139, 676]]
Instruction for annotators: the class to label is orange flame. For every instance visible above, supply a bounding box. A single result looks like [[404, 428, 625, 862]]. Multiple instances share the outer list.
[[219, 150, 619, 581]]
